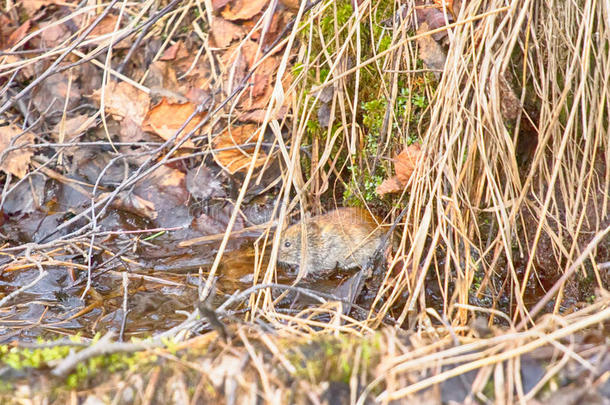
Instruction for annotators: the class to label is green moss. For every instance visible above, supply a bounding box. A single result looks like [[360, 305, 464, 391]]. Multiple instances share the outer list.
[[0, 343, 71, 370], [0, 335, 164, 390], [293, 0, 435, 209], [286, 335, 380, 385]]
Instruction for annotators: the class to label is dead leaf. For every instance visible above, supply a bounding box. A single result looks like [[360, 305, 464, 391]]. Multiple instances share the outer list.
[[416, 22, 447, 76], [118, 117, 147, 143], [22, 0, 61, 15], [221, 41, 253, 90], [7, 20, 31, 49], [238, 56, 291, 111], [279, 0, 300, 11], [213, 124, 267, 174], [211, 17, 247, 48], [237, 105, 288, 123], [92, 81, 150, 125], [70, 14, 129, 49], [221, 0, 269, 21], [144, 61, 180, 93], [376, 144, 424, 196], [88, 14, 120, 38], [142, 98, 207, 147], [39, 21, 70, 48], [0, 124, 35, 178], [132, 165, 190, 227], [52, 114, 96, 142], [31, 71, 81, 117], [212, 0, 232, 11], [160, 41, 184, 61], [376, 176, 403, 196], [1, 55, 35, 80], [106, 191, 158, 220], [395, 143, 422, 185]]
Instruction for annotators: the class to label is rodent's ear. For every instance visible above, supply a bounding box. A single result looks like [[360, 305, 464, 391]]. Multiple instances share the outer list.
[[307, 219, 320, 232]]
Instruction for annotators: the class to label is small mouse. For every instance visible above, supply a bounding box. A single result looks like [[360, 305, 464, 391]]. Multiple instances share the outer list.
[[277, 207, 386, 277]]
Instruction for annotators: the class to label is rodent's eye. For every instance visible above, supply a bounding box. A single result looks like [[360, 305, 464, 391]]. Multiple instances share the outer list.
[[284, 241, 291, 248]]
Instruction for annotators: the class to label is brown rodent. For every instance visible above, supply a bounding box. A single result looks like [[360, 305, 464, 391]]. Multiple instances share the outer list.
[[277, 207, 386, 277]]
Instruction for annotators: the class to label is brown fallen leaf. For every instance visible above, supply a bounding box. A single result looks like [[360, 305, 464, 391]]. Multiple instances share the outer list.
[[31, 70, 81, 117], [88, 14, 120, 38], [213, 124, 267, 174], [7, 20, 31, 49], [160, 41, 184, 61], [106, 191, 157, 220], [237, 105, 288, 123], [52, 114, 96, 142], [376, 144, 423, 196], [279, 0, 300, 11], [221, 0, 269, 21], [1, 55, 35, 80], [0, 124, 35, 178], [395, 143, 423, 184], [220, 40, 254, 90], [376, 176, 403, 196], [142, 98, 207, 147], [39, 21, 71, 48], [212, 0, 232, 11], [240, 57, 293, 111], [416, 22, 447, 76], [92, 81, 150, 125], [210, 17, 247, 48], [22, 0, 61, 15]]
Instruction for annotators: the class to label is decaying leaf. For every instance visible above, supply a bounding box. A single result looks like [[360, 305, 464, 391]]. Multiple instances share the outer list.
[[416, 22, 447, 76], [376, 144, 423, 196], [239, 56, 293, 114], [221, 0, 269, 21], [160, 41, 185, 61], [212, 0, 232, 11], [1, 55, 35, 80], [7, 20, 31, 48], [52, 114, 96, 142], [88, 14, 120, 38], [93, 81, 150, 125], [395, 143, 423, 184], [106, 191, 157, 220], [213, 124, 267, 174], [376, 176, 404, 196], [279, 0, 300, 11], [39, 21, 71, 48], [142, 98, 206, 147], [22, 0, 61, 15], [0, 124, 35, 178], [31, 71, 81, 117], [237, 105, 289, 123], [211, 17, 247, 48]]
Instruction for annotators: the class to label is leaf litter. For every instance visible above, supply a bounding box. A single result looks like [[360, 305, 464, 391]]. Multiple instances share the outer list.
[[0, 1, 607, 403]]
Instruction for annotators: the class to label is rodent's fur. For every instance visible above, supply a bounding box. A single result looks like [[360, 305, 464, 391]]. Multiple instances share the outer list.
[[277, 207, 385, 276]]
